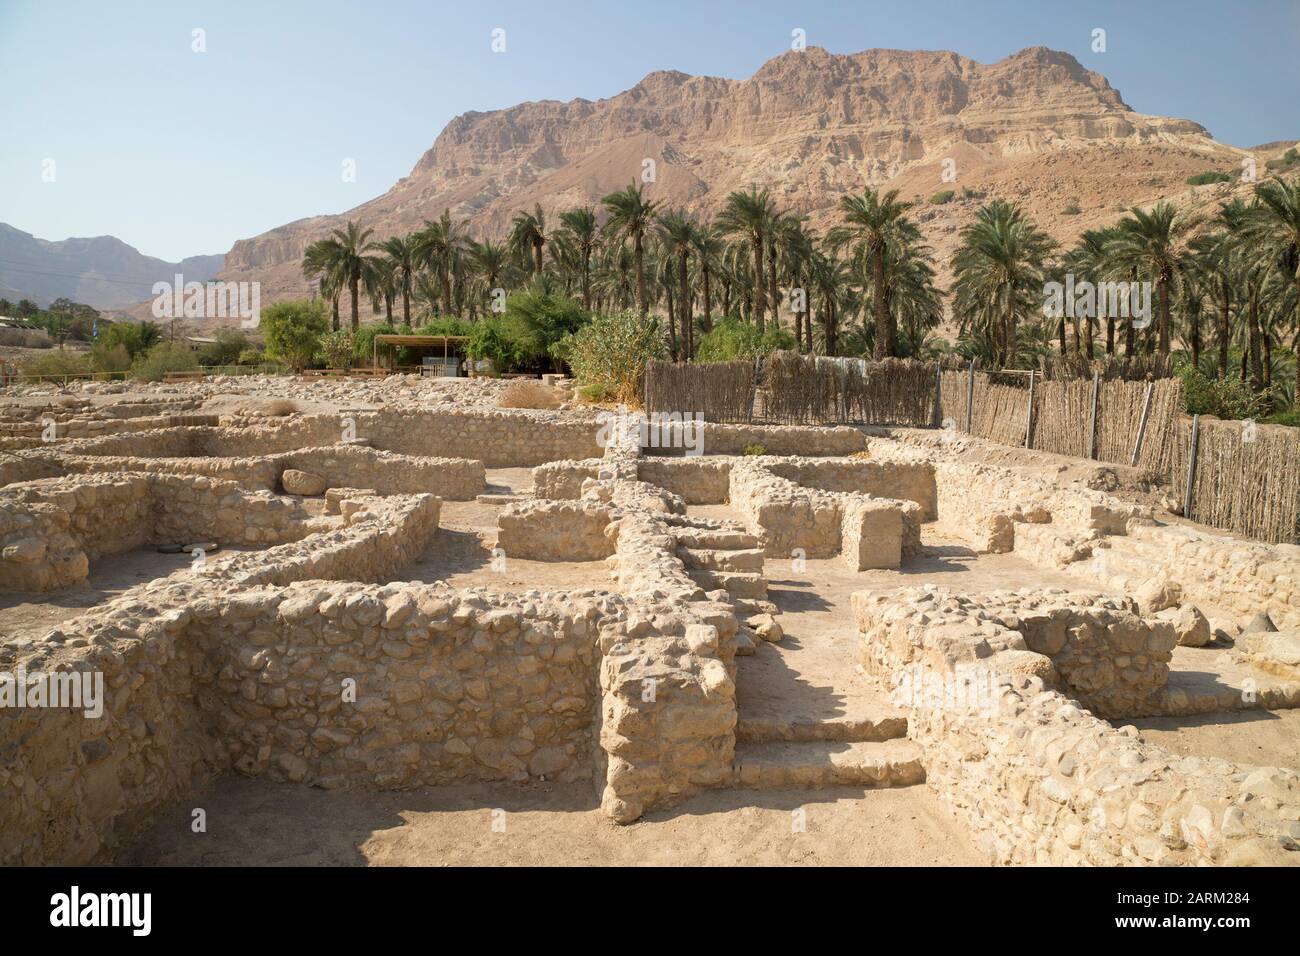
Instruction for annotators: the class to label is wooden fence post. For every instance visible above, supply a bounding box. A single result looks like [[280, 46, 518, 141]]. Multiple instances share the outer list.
[[1183, 413, 1201, 519], [965, 358, 976, 433], [1024, 371, 1036, 449], [932, 363, 942, 427], [1087, 369, 1100, 460], [1131, 380, 1155, 467]]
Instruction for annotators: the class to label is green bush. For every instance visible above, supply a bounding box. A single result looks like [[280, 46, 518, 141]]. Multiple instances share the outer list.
[[88, 341, 132, 375], [236, 348, 266, 366], [1265, 148, 1299, 172], [502, 290, 589, 370], [261, 299, 328, 371], [578, 383, 609, 402], [1180, 365, 1276, 419], [20, 349, 91, 378], [1062, 202, 1082, 215], [565, 309, 666, 404], [1187, 171, 1231, 186], [696, 315, 796, 362], [465, 317, 527, 373], [1261, 409, 1300, 428], [130, 342, 197, 382], [929, 190, 955, 205], [196, 329, 249, 367], [317, 330, 355, 369], [742, 443, 767, 456]]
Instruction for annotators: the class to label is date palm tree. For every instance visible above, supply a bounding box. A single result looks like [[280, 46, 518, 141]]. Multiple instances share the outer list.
[[414, 209, 467, 317], [1194, 200, 1254, 378], [602, 182, 662, 317], [655, 209, 698, 359], [376, 235, 418, 326], [716, 186, 777, 332], [827, 188, 913, 358], [558, 207, 599, 311], [302, 220, 380, 332], [509, 205, 549, 277], [691, 224, 725, 334], [951, 200, 1055, 367], [1108, 201, 1196, 356], [1251, 177, 1300, 405], [466, 239, 509, 316]]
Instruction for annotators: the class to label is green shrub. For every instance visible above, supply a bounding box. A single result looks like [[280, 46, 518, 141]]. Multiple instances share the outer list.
[[261, 299, 328, 371], [578, 383, 609, 402], [196, 329, 249, 367], [929, 190, 955, 205], [696, 315, 796, 362], [1186, 171, 1231, 186], [565, 309, 666, 404], [317, 330, 355, 369], [465, 317, 527, 373], [131, 342, 197, 382], [1179, 365, 1276, 419], [1062, 202, 1082, 215], [742, 443, 767, 456], [1265, 148, 1299, 172], [88, 341, 133, 375], [20, 349, 91, 379], [1262, 409, 1300, 428], [237, 348, 266, 366], [502, 290, 589, 370]]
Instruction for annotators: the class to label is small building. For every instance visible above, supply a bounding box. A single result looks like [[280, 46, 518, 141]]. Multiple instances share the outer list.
[[371, 334, 471, 376]]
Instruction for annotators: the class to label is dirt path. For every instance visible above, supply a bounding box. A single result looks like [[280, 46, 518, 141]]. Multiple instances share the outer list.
[[117, 775, 985, 866]]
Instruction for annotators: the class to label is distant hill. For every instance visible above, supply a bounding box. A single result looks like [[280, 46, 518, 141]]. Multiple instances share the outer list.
[[218, 44, 1267, 318], [0, 223, 223, 310]]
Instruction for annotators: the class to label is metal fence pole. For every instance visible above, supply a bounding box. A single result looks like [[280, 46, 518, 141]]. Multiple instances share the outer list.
[[1131, 380, 1155, 467], [1183, 413, 1201, 519], [1024, 371, 1036, 449], [932, 363, 942, 427], [1087, 369, 1101, 460]]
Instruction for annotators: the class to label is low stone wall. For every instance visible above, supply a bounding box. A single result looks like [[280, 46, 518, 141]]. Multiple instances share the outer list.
[[766, 457, 937, 519], [497, 500, 615, 561], [852, 586, 1300, 865], [0, 472, 333, 593], [636, 458, 733, 505], [728, 458, 917, 568]]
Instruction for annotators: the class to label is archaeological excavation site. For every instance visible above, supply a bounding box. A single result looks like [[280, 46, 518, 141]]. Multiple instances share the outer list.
[[1, 370, 1296, 869]]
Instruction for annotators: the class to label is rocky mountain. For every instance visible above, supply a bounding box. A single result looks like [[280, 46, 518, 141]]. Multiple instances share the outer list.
[[218, 45, 1272, 316], [0, 224, 223, 311]]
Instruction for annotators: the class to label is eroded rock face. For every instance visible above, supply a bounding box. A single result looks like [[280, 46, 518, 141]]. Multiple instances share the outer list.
[[213, 44, 1230, 320]]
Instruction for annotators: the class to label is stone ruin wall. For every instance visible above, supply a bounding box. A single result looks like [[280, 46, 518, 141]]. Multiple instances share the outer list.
[[853, 587, 1300, 865]]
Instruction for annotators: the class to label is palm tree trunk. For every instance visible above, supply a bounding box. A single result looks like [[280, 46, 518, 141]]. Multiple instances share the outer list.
[[533, 241, 543, 277], [1106, 316, 1115, 356], [678, 251, 691, 360], [331, 293, 340, 333], [581, 250, 591, 311], [1248, 287, 1263, 390], [1157, 277, 1171, 356], [751, 236, 765, 333], [1190, 307, 1201, 371], [1218, 283, 1231, 379], [1005, 282, 1017, 367], [701, 266, 713, 333], [402, 284, 411, 327], [350, 277, 360, 333], [1057, 315, 1067, 355], [635, 233, 647, 318], [767, 254, 780, 332], [872, 247, 888, 359]]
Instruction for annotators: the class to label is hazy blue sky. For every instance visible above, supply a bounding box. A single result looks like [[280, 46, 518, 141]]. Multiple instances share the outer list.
[[2, 0, 1297, 261]]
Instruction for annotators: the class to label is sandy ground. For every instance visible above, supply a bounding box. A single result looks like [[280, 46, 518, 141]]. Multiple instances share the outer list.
[[0, 548, 199, 642], [1123, 709, 1300, 770], [398, 468, 617, 593], [116, 775, 985, 866]]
